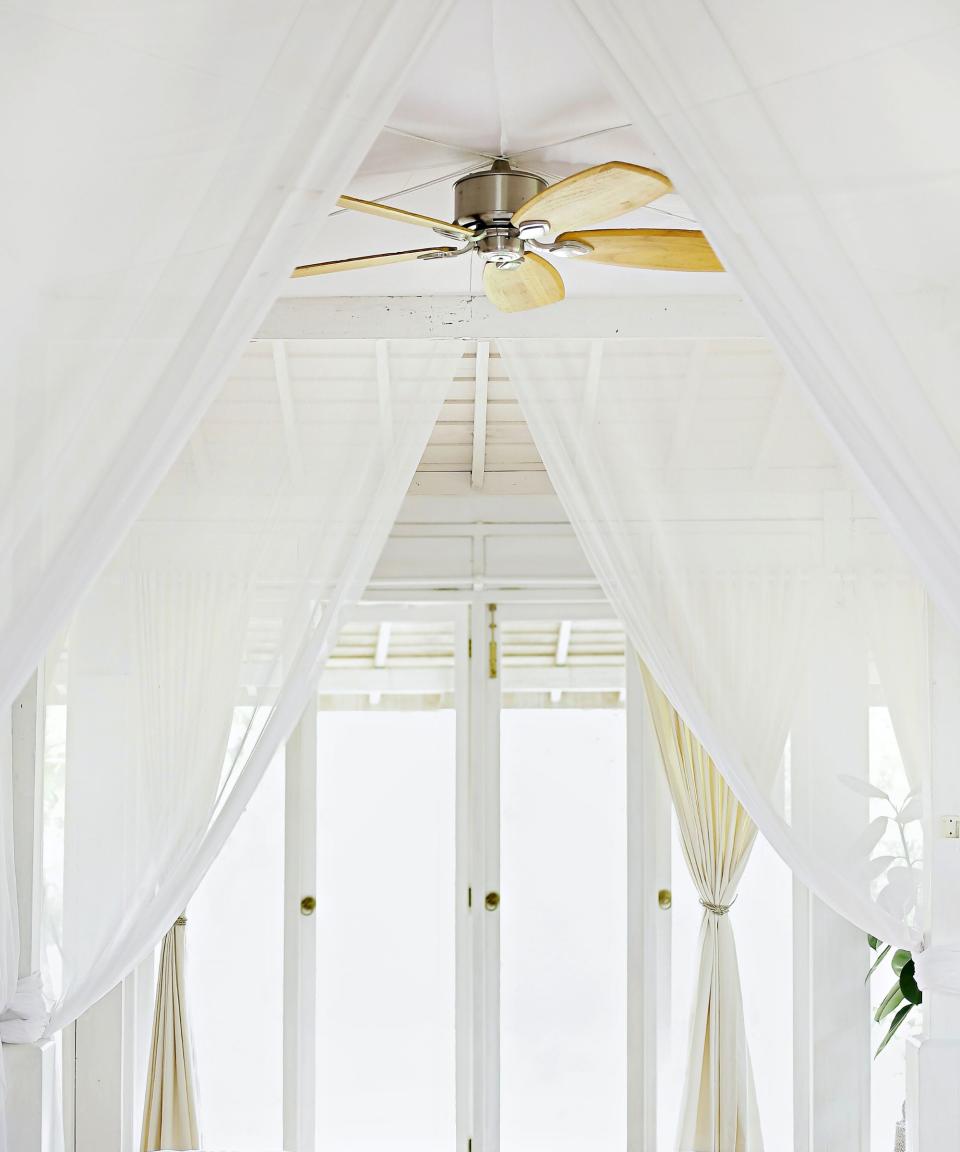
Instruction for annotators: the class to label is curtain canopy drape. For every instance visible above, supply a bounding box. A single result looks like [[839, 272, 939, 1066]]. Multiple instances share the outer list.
[[0, 339, 464, 1149], [39, 340, 463, 1034], [502, 337, 927, 951], [563, 0, 960, 641], [0, 3, 453, 1143], [0, 0, 452, 716]]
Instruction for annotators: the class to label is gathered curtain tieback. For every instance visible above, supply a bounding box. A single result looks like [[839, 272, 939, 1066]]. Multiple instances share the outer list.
[[914, 945, 960, 995], [699, 896, 737, 916], [0, 973, 50, 1045]]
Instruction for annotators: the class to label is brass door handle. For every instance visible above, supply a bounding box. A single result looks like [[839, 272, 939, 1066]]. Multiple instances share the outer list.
[[484, 891, 500, 911], [300, 895, 316, 916]]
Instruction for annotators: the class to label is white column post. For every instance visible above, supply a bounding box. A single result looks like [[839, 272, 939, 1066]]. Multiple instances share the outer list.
[[625, 652, 671, 1151], [284, 696, 318, 1152], [792, 580, 871, 1152], [5, 671, 61, 1152], [906, 605, 960, 1150]]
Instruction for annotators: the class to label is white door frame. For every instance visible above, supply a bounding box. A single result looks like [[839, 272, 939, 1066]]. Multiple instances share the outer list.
[[281, 593, 668, 1152]]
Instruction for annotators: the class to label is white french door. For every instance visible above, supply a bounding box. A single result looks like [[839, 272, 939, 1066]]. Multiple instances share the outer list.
[[190, 596, 670, 1152]]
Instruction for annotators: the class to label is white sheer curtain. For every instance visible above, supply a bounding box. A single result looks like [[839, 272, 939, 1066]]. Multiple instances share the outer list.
[[0, 0, 453, 715], [564, 0, 960, 639], [11, 340, 463, 1150], [502, 337, 926, 950]]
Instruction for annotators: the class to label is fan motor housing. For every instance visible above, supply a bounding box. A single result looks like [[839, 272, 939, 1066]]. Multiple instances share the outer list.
[[453, 162, 546, 228]]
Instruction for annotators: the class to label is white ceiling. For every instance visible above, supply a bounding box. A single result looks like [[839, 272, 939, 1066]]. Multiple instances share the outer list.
[[284, 0, 736, 300]]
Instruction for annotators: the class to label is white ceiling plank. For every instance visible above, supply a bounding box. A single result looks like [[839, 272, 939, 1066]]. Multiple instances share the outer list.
[[471, 339, 490, 490], [271, 341, 304, 479], [257, 295, 764, 342]]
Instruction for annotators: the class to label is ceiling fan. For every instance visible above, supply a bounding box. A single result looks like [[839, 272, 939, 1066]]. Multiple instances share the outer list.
[[292, 159, 722, 312]]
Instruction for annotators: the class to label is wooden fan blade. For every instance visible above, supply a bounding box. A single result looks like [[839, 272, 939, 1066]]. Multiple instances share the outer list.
[[557, 228, 723, 272], [292, 246, 457, 278], [337, 194, 474, 238], [483, 252, 565, 313], [513, 162, 672, 233]]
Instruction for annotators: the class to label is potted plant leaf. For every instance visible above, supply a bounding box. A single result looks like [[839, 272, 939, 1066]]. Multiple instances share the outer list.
[[868, 935, 921, 1055]]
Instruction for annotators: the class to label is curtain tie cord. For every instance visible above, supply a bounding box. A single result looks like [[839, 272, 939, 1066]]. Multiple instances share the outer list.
[[174, 915, 187, 927], [699, 896, 736, 916]]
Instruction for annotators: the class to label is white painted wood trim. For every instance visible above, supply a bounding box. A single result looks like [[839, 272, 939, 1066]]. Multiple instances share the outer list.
[[626, 653, 672, 1150], [284, 698, 318, 1152], [257, 295, 764, 341]]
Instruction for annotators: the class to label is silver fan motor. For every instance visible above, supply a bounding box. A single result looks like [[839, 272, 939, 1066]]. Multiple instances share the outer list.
[[453, 159, 546, 266]]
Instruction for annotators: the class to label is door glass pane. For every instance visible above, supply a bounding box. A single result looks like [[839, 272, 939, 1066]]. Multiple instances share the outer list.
[[499, 618, 627, 1152], [189, 739, 285, 1150], [315, 649, 457, 1150]]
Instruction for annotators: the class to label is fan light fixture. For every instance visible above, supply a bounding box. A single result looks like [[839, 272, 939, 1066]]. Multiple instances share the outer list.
[[293, 158, 723, 312]]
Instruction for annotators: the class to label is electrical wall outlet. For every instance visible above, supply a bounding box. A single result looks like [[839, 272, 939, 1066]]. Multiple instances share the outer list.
[[940, 815, 960, 839]]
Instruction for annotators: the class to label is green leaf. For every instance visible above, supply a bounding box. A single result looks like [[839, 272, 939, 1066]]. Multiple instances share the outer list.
[[875, 1003, 913, 1057], [899, 958, 923, 1005], [868, 934, 881, 951], [892, 949, 912, 976], [875, 984, 905, 1023], [897, 795, 923, 823], [866, 944, 892, 983], [837, 773, 891, 801]]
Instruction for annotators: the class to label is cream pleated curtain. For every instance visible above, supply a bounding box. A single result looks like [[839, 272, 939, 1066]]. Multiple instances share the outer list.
[[643, 666, 761, 1152], [140, 918, 199, 1152]]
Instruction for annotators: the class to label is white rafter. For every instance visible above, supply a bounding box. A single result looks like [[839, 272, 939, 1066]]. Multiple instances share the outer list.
[[189, 431, 210, 485], [752, 380, 789, 478], [665, 339, 708, 477], [375, 339, 393, 449], [272, 340, 304, 479], [471, 339, 490, 490], [551, 618, 573, 703]]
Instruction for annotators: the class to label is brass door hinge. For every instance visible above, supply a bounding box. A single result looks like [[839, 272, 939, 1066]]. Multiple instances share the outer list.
[[488, 603, 498, 679]]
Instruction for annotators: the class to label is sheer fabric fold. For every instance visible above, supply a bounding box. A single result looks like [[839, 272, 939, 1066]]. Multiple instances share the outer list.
[[502, 337, 926, 949], [563, 0, 960, 639], [643, 666, 761, 1152], [0, 0, 453, 715], [24, 340, 463, 1150]]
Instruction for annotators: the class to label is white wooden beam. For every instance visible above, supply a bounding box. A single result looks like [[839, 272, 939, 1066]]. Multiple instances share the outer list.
[[370, 621, 391, 706], [188, 431, 210, 485], [374, 621, 392, 667], [551, 618, 573, 703], [257, 295, 764, 342], [271, 341, 304, 479], [751, 381, 789, 478], [471, 340, 489, 491], [555, 619, 572, 666]]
